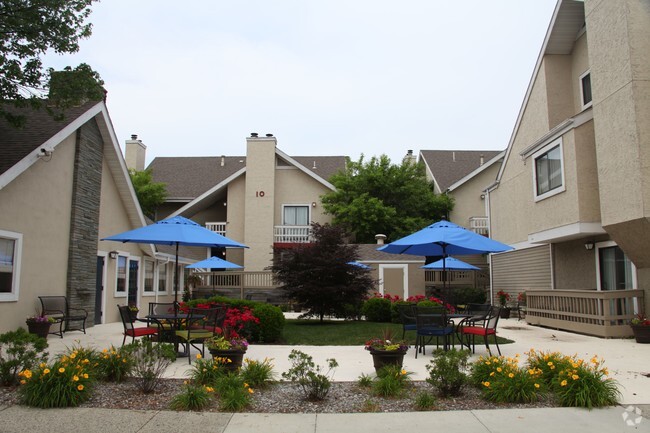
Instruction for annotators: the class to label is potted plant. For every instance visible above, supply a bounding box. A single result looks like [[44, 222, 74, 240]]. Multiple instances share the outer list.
[[630, 314, 650, 344], [364, 329, 409, 373], [25, 313, 56, 338], [127, 304, 139, 321], [206, 330, 249, 372], [496, 290, 511, 319]]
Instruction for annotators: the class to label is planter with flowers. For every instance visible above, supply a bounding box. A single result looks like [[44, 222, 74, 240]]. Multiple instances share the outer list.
[[364, 329, 409, 373], [206, 331, 249, 372], [25, 314, 57, 338], [496, 290, 511, 319], [630, 314, 650, 344]]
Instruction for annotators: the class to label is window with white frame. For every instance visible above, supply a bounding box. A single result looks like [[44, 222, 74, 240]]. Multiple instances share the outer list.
[[116, 255, 127, 295], [158, 262, 167, 293], [143, 260, 154, 293], [596, 242, 636, 291], [0, 230, 22, 301], [533, 139, 565, 200], [579, 70, 592, 110], [283, 205, 309, 226]]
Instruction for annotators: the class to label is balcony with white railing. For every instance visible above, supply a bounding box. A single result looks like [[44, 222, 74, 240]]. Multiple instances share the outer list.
[[205, 222, 227, 236], [469, 217, 488, 236], [274, 225, 311, 243]]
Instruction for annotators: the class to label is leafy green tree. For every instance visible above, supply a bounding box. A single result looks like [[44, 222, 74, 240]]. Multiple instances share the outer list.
[[129, 169, 167, 220], [0, 0, 103, 127], [270, 223, 374, 322], [321, 154, 453, 243]]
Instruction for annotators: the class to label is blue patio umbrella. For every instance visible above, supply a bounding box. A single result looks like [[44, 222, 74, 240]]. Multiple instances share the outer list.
[[186, 256, 243, 269], [102, 216, 248, 304], [421, 257, 480, 271], [378, 219, 511, 292], [347, 261, 372, 269]]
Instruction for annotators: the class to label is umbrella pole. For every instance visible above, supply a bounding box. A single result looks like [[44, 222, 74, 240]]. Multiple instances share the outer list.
[[174, 242, 179, 310]]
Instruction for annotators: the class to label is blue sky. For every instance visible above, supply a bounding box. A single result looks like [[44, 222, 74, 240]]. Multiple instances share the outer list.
[[44, 1, 557, 166]]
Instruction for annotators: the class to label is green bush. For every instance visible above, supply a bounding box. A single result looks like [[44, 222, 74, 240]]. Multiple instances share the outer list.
[[551, 356, 620, 408], [126, 340, 176, 393], [170, 383, 214, 411], [391, 301, 414, 324], [426, 349, 470, 397], [215, 373, 253, 411], [362, 297, 393, 322], [281, 349, 338, 401], [95, 345, 133, 382], [240, 357, 275, 388], [18, 356, 94, 408], [372, 365, 412, 397], [526, 349, 573, 385], [416, 300, 442, 308], [188, 356, 230, 385], [454, 287, 487, 306], [414, 391, 437, 410], [0, 328, 49, 386]]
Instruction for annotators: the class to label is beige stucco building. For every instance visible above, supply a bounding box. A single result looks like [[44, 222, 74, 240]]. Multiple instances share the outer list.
[[487, 0, 649, 337]]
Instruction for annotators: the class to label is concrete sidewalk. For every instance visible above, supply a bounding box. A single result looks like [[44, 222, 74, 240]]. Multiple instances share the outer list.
[[2, 316, 650, 432]]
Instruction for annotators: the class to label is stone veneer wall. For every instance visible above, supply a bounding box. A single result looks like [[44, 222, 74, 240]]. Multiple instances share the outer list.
[[66, 119, 103, 323]]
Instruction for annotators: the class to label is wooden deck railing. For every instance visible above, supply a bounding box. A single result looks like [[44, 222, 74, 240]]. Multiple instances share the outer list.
[[424, 270, 490, 289], [525, 289, 644, 338], [191, 271, 278, 300]]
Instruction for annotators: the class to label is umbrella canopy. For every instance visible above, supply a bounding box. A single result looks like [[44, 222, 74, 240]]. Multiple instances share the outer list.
[[186, 256, 243, 269], [421, 257, 480, 271], [378, 220, 512, 256], [347, 261, 372, 269], [102, 216, 248, 304]]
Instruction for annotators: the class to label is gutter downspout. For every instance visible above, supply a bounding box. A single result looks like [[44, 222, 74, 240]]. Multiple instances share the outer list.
[[485, 181, 499, 303]]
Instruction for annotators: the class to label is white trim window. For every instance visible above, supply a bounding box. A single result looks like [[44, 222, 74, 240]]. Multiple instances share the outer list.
[[115, 255, 128, 296], [283, 205, 310, 226], [596, 241, 637, 291], [143, 259, 155, 295], [0, 230, 22, 302], [157, 262, 167, 293], [533, 139, 565, 201], [579, 70, 592, 110]]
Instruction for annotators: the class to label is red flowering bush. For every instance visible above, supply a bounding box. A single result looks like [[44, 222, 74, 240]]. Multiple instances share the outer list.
[[496, 290, 510, 306], [223, 307, 260, 339]]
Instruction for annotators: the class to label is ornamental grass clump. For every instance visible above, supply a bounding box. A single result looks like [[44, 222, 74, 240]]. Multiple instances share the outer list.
[[170, 382, 215, 411], [0, 328, 49, 386], [426, 348, 470, 397], [18, 351, 94, 408], [214, 373, 254, 411], [240, 357, 275, 388], [552, 355, 620, 408], [282, 349, 338, 401], [472, 354, 545, 404], [372, 365, 412, 397], [414, 391, 437, 411], [95, 345, 133, 382]]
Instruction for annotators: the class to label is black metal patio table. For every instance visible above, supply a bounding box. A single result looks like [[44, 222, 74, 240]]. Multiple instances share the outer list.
[[145, 312, 205, 357]]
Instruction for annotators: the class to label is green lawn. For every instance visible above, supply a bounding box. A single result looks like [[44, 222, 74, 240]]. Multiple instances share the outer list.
[[279, 319, 514, 347]]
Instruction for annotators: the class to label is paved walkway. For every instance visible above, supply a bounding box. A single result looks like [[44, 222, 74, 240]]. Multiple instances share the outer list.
[[2, 316, 650, 432]]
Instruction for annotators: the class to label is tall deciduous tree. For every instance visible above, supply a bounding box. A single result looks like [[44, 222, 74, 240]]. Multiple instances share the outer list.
[[0, 0, 103, 126], [270, 223, 374, 323], [129, 169, 167, 220], [321, 155, 453, 243]]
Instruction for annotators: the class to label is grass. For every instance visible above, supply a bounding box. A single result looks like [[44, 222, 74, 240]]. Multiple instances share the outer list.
[[280, 319, 514, 346]]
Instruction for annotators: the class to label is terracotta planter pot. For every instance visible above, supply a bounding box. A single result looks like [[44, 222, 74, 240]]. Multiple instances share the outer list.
[[631, 325, 650, 344], [208, 348, 247, 372], [369, 349, 407, 374], [26, 321, 51, 339]]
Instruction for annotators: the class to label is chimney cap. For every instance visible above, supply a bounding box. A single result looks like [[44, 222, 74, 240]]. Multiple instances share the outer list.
[[131, 134, 138, 140], [250, 133, 258, 138], [265, 133, 274, 137]]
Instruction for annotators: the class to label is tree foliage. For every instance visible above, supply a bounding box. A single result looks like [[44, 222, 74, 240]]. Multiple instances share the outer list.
[[129, 169, 167, 220], [321, 155, 453, 243], [0, 0, 104, 126], [270, 223, 374, 322]]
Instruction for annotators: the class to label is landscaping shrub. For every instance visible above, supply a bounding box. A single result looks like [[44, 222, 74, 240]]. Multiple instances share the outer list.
[[414, 391, 437, 410], [471, 354, 548, 404], [551, 355, 620, 408], [0, 328, 49, 386], [170, 383, 214, 411], [426, 348, 470, 397], [214, 373, 253, 411], [391, 300, 414, 324], [127, 340, 176, 393], [469, 354, 510, 386], [526, 349, 573, 385], [240, 357, 275, 388], [372, 365, 411, 397], [454, 286, 487, 306], [95, 345, 133, 382], [282, 349, 338, 401], [188, 355, 230, 385], [362, 297, 392, 322], [18, 351, 94, 408]]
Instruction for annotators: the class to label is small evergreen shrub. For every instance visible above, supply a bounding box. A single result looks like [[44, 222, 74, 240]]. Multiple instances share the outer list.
[[251, 303, 285, 343], [281, 349, 338, 401], [362, 297, 393, 322], [0, 328, 49, 386], [426, 349, 470, 397]]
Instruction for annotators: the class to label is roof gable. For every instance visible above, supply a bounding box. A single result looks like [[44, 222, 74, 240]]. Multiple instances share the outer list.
[[419, 150, 502, 192]]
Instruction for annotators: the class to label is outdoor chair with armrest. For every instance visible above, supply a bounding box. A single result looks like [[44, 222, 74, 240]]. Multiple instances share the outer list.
[[147, 302, 177, 340], [459, 305, 502, 356], [414, 306, 455, 358], [175, 307, 218, 364], [39, 295, 88, 338], [396, 303, 417, 340], [118, 304, 159, 347], [461, 303, 491, 326]]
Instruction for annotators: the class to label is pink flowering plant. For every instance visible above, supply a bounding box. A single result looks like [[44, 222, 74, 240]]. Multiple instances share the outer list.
[[207, 328, 249, 351], [25, 313, 56, 324]]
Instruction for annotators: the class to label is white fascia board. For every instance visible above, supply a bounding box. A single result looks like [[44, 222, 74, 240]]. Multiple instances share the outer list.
[[170, 167, 246, 217], [418, 151, 442, 193], [275, 148, 336, 191], [528, 222, 606, 244], [447, 151, 505, 192]]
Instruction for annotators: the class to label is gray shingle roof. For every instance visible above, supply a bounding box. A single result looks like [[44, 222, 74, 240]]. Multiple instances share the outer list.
[[0, 101, 98, 175], [149, 155, 346, 199], [356, 244, 424, 262], [420, 150, 501, 191]]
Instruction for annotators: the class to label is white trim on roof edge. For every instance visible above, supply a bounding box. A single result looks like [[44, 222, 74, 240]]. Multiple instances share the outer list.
[[275, 148, 336, 190], [447, 151, 505, 192]]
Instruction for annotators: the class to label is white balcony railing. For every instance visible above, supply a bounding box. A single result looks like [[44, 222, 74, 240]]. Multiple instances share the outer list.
[[274, 225, 311, 243], [205, 222, 227, 236], [469, 217, 488, 236]]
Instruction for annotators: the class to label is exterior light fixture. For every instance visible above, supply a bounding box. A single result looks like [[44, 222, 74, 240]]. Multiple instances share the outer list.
[[584, 241, 595, 251], [109, 251, 119, 259]]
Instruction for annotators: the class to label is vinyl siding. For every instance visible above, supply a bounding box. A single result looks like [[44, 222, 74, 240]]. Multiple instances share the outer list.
[[491, 245, 552, 295]]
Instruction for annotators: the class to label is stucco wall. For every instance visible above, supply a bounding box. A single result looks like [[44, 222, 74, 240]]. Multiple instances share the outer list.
[[274, 167, 333, 226], [448, 162, 499, 229]]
